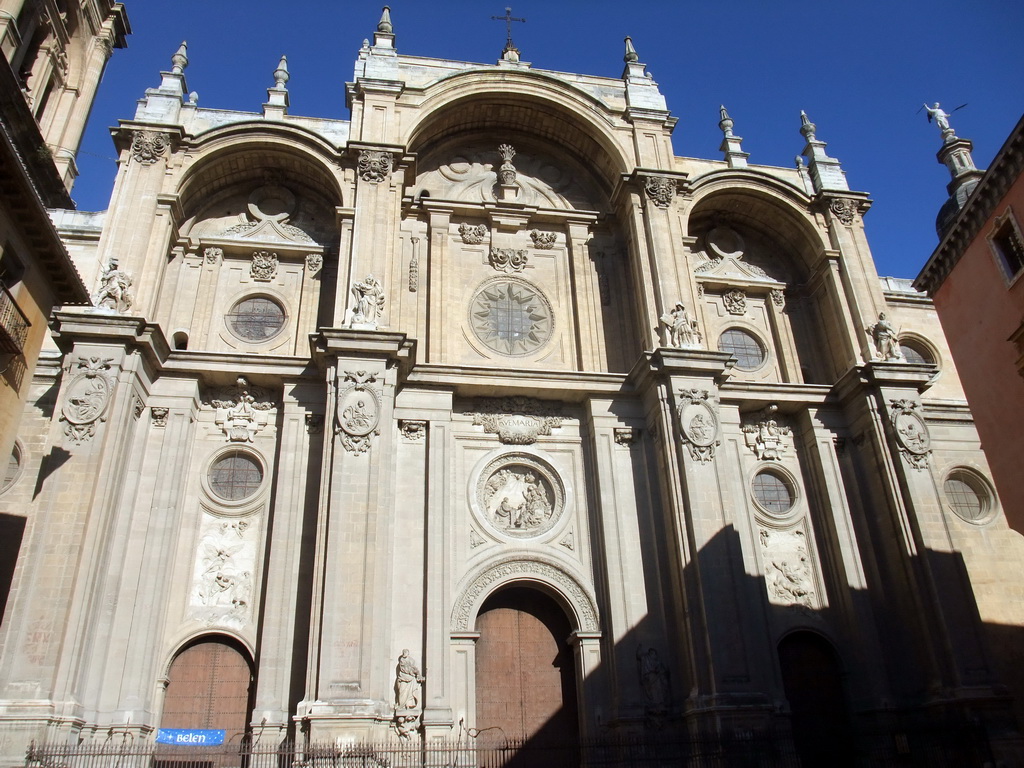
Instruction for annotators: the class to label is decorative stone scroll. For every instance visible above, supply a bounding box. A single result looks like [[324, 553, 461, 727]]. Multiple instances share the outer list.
[[644, 176, 676, 208], [189, 517, 258, 628], [723, 288, 747, 316], [741, 405, 791, 461], [205, 247, 222, 264], [400, 420, 426, 441], [61, 356, 115, 444], [770, 288, 785, 307], [469, 396, 563, 444], [614, 427, 640, 446], [489, 247, 528, 273], [760, 527, 817, 609], [251, 251, 278, 282], [304, 253, 322, 274], [207, 377, 276, 442], [151, 407, 168, 427], [476, 452, 565, 539], [335, 370, 381, 454], [530, 230, 557, 250], [451, 557, 599, 632], [828, 197, 857, 226], [458, 223, 488, 244], [358, 149, 393, 183], [676, 388, 720, 463], [131, 131, 169, 165], [889, 399, 931, 470]]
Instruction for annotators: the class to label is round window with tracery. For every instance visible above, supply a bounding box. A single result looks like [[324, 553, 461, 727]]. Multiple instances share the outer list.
[[469, 279, 553, 356], [208, 451, 264, 501], [943, 470, 992, 523], [227, 296, 286, 342], [719, 328, 766, 370], [752, 470, 795, 516]]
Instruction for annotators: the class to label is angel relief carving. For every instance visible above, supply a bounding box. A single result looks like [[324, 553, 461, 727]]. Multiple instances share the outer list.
[[190, 517, 258, 628]]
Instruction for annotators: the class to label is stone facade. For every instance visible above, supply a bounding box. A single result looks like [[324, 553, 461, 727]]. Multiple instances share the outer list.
[[1, 12, 1023, 766]]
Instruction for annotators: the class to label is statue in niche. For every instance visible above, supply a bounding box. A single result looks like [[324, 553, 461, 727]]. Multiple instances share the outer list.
[[351, 274, 385, 326], [94, 262, 133, 313], [661, 302, 702, 348], [636, 645, 670, 710], [867, 312, 903, 361], [394, 649, 424, 710]]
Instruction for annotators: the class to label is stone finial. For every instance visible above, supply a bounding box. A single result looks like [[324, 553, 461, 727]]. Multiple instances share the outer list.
[[170, 41, 188, 74], [623, 36, 639, 64], [799, 110, 816, 141], [719, 105, 734, 137], [377, 6, 393, 34], [273, 56, 289, 89], [497, 143, 517, 187]]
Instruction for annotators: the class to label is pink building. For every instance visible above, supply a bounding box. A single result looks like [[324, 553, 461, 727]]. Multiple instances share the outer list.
[[916, 113, 1024, 530]]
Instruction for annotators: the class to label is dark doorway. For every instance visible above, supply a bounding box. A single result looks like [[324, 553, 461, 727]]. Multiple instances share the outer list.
[[474, 587, 578, 762], [162, 636, 254, 739], [778, 631, 853, 767]]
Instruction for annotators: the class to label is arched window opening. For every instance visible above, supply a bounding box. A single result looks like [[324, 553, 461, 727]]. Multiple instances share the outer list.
[[162, 636, 254, 739]]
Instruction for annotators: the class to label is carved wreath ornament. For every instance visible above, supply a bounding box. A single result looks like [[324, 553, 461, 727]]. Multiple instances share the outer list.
[[336, 370, 381, 454], [358, 149, 393, 184], [676, 388, 720, 463], [61, 356, 115, 444], [130, 131, 169, 165]]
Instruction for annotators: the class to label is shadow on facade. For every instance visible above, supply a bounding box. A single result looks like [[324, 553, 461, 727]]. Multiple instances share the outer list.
[[450, 525, 1020, 767]]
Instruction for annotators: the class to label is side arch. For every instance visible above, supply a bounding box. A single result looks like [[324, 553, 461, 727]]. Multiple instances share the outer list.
[[451, 556, 600, 633]]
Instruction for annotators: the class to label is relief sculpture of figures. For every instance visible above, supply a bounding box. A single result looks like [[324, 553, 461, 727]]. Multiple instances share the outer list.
[[867, 312, 903, 361], [636, 645, 670, 711], [394, 649, 424, 710], [94, 262, 133, 313], [660, 302, 702, 348], [351, 274, 385, 326]]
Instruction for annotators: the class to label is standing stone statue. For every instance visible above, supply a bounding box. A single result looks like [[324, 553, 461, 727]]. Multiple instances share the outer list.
[[394, 649, 424, 710], [660, 302, 702, 348], [351, 274, 385, 325], [923, 102, 951, 134], [868, 312, 903, 361], [94, 263, 133, 313]]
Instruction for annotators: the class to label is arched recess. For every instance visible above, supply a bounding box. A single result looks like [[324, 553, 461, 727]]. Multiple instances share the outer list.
[[161, 634, 255, 738], [451, 557, 600, 634], [777, 630, 853, 767], [685, 178, 847, 384], [474, 587, 579, 756]]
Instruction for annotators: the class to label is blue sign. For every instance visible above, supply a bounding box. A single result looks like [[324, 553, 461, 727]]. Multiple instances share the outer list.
[[156, 729, 226, 746]]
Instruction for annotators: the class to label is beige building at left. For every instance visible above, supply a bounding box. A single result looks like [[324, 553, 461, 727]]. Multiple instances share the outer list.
[[2, 8, 1024, 767], [0, 0, 128, 638]]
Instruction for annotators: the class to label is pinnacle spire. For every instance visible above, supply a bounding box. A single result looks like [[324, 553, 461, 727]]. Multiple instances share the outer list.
[[170, 41, 188, 75], [718, 105, 748, 168], [718, 105, 733, 137], [799, 110, 816, 141], [623, 36, 639, 64], [273, 55, 289, 89], [377, 6, 393, 34], [798, 111, 849, 193]]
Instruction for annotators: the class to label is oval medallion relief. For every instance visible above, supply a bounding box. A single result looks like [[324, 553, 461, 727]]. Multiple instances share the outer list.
[[473, 452, 565, 539]]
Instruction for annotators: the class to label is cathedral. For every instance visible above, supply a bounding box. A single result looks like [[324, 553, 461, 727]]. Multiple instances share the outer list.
[[2, 6, 1024, 766]]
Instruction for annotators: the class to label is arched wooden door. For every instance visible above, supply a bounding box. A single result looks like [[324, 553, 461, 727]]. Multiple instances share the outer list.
[[162, 636, 254, 738], [778, 631, 853, 767], [474, 587, 578, 761]]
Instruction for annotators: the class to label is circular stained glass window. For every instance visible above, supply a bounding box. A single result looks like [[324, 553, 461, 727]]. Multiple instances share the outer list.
[[209, 451, 263, 501], [719, 328, 766, 370], [227, 296, 286, 342], [944, 471, 990, 523], [470, 280, 553, 356], [900, 341, 932, 365], [752, 470, 794, 515]]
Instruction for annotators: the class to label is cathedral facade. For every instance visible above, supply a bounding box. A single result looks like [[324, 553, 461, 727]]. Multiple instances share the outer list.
[[2, 9, 1024, 765]]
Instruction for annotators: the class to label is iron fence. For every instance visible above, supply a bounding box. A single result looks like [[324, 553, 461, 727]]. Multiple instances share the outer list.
[[24, 722, 993, 768]]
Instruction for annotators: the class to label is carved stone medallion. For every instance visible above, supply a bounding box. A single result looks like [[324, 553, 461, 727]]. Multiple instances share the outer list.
[[336, 371, 381, 454], [469, 396, 563, 444], [644, 176, 676, 208], [469, 279, 553, 356], [131, 131, 169, 165], [476, 452, 565, 539], [251, 251, 278, 282], [889, 399, 931, 470], [61, 356, 115, 444], [358, 149, 393, 183], [723, 288, 747, 316], [488, 247, 528, 273], [676, 388, 720, 463]]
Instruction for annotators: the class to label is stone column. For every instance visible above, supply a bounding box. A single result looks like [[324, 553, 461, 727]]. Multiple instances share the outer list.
[[424, 209, 451, 363], [570, 631, 603, 740]]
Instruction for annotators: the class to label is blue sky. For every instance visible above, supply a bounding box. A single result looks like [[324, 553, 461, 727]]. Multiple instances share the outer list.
[[72, 1, 1024, 280]]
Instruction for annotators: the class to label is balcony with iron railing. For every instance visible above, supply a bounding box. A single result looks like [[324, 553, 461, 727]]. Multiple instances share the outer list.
[[0, 282, 28, 355]]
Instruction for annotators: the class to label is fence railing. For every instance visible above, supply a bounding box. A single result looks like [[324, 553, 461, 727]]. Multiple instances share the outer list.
[[24, 721, 994, 768], [0, 281, 28, 354]]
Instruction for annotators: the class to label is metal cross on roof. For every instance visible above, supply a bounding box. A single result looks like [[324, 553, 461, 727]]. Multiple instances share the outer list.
[[491, 6, 525, 51]]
